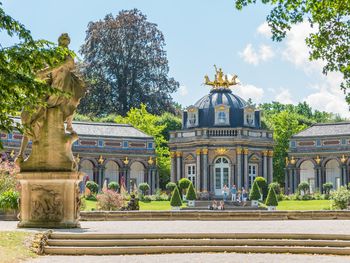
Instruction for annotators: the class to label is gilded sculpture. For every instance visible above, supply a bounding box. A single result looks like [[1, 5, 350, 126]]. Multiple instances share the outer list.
[[204, 65, 239, 88]]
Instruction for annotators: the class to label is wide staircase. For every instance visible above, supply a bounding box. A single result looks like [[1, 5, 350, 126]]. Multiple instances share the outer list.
[[181, 200, 266, 210], [43, 232, 350, 255]]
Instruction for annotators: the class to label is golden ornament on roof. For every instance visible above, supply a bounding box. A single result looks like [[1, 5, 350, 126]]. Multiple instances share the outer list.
[[123, 156, 129, 165], [98, 155, 104, 164], [204, 65, 239, 89], [148, 156, 154, 165], [341, 154, 347, 164]]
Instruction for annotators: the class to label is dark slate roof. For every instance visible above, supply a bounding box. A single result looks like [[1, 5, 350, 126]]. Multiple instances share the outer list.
[[194, 88, 247, 109], [293, 122, 350, 137], [12, 117, 152, 139]]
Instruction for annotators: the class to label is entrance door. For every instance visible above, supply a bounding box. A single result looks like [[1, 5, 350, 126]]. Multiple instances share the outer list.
[[186, 164, 196, 187], [214, 157, 230, 196], [248, 164, 258, 189]]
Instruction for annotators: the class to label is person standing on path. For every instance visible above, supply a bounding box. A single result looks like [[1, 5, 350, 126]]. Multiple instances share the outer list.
[[222, 185, 229, 201], [231, 184, 237, 202]]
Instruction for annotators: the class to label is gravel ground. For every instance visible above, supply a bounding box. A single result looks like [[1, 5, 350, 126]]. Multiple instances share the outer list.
[[27, 253, 350, 263]]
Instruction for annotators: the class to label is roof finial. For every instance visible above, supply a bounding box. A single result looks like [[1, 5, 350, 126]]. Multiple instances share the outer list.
[[204, 65, 239, 89]]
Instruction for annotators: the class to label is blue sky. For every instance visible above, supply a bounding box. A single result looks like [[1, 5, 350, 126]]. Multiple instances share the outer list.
[[2, 0, 348, 117]]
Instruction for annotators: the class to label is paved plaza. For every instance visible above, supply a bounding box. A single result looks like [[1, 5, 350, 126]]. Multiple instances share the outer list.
[[2, 220, 350, 262]]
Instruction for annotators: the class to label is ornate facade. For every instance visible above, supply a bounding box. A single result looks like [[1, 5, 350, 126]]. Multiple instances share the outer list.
[[285, 122, 350, 194], [1, 118, 158, 193], [168, 67, 274, 197]]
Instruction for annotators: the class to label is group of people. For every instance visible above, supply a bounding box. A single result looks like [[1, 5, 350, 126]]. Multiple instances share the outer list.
[[208, 184, 248, 210]]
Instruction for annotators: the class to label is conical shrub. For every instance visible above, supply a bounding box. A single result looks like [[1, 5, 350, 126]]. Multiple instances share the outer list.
[[186, 182, 197, 201], [265, 186, 278, 207], [170, 186, 182, 207], [249, 180, 261, 201]]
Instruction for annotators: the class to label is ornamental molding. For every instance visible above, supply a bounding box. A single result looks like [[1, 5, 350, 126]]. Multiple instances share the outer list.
[[215, 148, 228, 155]]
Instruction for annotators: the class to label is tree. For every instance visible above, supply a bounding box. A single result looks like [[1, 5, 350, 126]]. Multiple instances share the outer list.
[[156, 112, 182, 141], [86, 181, 99, 194], [265, 187, 278, 207], [79, 9, 179, 117], [235, 0, 350, 103], [249, 180, 261, 201], [138, 183, 150, 195], [0, 2, 70, 142], [323, 182, 333, 195], [166, 182, 177, 192], [298, 181, 310, 195], [254, 177, 268, 199], [186, 182, 197, 201], [108, 181, 120, 192], [178, 178, 191, 196], [170, 186, 182, 207]]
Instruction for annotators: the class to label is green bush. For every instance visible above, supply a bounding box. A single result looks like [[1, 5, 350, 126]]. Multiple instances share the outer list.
[[265, 187, 278, 207], [323, 182, 333, 195], [96, 190, 124, 211], [166, 182, 177, 192], [138, 183, 150, 195], [331, 186, 350, 210], [170, 186, 182, 207], [186, 182, 197, 201], [86, 181, 99, 194], [108, 181, 120, 191], [249, 180, 261, 201], [269, 182, 281, 195], [85, 194, 97, 201], [178, 178, 191, 193], [0, 190, 19, 210], [254, 177, 268, 199], [297, 181, 310, 194]]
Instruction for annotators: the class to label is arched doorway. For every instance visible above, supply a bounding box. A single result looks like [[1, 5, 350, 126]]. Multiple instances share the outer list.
[[130, 161, 145, 191], [325, 159, 341, 190], [214, 157, 230, 196], [104, 161, 119, 185], [300, 160, 315, 193]]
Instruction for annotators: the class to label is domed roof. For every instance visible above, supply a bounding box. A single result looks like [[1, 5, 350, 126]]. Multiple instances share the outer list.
[[194, 88, 247, 110]]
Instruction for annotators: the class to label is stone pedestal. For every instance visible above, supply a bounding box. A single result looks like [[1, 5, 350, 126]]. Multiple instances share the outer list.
[[17, 171, 83, 228]]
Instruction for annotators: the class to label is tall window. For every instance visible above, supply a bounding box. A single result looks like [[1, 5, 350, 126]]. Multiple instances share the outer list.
[[188, 113, 197, 126], [246, 113, 254, 125], [218, 112, 226, 124], [186, 164, 196, 187], [215, 105, 229, 126]]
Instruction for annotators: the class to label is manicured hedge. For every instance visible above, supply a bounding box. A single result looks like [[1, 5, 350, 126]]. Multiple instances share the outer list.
[[249, 180, 261, 201], [170, 186, 182, 207], [265, 187, 278, 207], [186, 182, 197, 201]]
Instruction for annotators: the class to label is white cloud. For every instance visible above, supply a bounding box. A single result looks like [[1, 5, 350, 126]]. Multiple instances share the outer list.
[[234, 83, 264, 103], [257, 22, 271, 38], [178, 85, 188, 96], [274, 89, 294, 104], [239, 43, 274, 66]]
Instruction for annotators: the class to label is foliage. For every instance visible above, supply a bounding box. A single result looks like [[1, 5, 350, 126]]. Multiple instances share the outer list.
[[86, 181, 99, 194], [0, 190, 19, 210], [265, 187, 278, 207], [269, 182, 281, 195], [79, 9, 179, 117], [330, 186, 350, 210], [108, 181, 119, 191], [186, 182, 197, 201], [0, 3, 73, 141], [165, 182, 177, 192], [178, 178, 191, 193], [85, 194, 97, 201], [96, 190, 124, 211], [249, 180, 261, 201], [0, 161, 18, 195], [254, 177, 268, 199], [170, 186, 182, 207], [298, 181, 310, 194], [156, 112, 182, 141], [323, 182, 333, 195], [234, 0, 350, 103], [138, 183, 150, 195]]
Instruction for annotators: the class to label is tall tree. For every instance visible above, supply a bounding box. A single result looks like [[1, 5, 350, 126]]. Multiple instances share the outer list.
[[235, 0, 350, 103], [79, 9, 179, 117], [0, 2, 70, 140]]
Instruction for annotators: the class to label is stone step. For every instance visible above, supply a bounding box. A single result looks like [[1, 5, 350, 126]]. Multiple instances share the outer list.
[[44, 245, 350, 256]]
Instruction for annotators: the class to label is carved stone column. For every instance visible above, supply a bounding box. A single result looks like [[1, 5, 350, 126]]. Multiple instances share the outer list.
[[236, 147, 242, 189], [196, 148, 201, 192], [170, 152, 176, 182], [243, 148, 248, 189], [202, 148, 208, 191], [262, 150, 268, 180], [176, 151, 182, 181], [268, 150, 274, 184]]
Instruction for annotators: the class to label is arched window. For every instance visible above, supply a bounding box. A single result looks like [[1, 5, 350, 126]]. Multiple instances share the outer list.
[[214, 105, 230, 126], [218, 112, 226, 124], [214, 157, 230, 196]]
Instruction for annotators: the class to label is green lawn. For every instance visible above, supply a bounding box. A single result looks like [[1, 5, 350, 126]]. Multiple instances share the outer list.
[[83, 200, 184, 211], [277, 200, 332, 210], [0, 231, 36, 263]]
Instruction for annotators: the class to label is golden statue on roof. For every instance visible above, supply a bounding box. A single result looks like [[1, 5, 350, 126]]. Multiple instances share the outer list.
[[204, 65, 239, 88]]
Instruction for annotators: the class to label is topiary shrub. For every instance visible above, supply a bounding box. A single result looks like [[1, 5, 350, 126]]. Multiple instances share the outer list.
[[86, 181, 99, 194], [0, 190, 19, 211], [269, 182, 281, 195], [166, 182, 177, 192], [298, 181, 310, 195], [170, 186, 182, 207], [331, 186, 350, 210], [178, 178, 191, 194], [254, 177, 268, 199], [323, 182, 333, 195], [249, 180, 261, 201], [186, 182, 197, 201], [108, 181, 120, 192], [138, 183, 150, 195], [265, 187, 278, 207]]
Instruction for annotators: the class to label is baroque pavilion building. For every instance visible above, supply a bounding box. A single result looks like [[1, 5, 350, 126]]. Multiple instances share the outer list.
[[168, 67, 274, 197]]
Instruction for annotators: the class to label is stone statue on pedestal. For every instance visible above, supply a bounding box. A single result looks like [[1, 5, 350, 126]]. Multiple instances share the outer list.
[[17, 34, 86, 228]]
